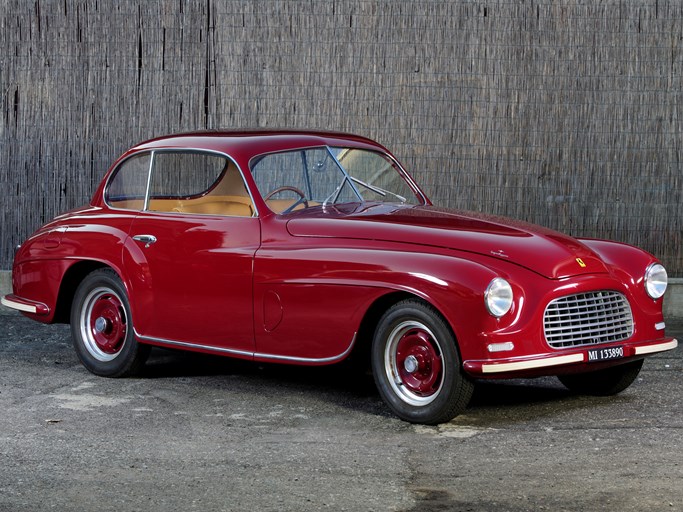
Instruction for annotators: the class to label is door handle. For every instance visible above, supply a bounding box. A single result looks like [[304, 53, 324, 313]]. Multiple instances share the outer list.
[[132, 234, 157, 248]]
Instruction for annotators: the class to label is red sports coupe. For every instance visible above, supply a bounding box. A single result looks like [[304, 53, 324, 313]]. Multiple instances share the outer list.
[[2, 130, 677, 424]]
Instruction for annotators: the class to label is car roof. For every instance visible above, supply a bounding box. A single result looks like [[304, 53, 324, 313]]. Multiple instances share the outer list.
[[129, 129, 389, 161]]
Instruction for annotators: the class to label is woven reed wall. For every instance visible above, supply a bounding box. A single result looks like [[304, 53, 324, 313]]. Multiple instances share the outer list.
[[1, 0, 682, 274]]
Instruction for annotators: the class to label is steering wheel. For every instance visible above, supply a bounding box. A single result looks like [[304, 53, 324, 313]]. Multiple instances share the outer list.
[[264, 186, 309, 214]]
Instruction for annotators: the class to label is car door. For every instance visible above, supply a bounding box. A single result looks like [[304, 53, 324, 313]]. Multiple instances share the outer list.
[[121, 150, 260, 354], [249, 147, 374, 362]]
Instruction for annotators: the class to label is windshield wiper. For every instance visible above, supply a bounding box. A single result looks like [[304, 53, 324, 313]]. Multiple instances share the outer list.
[[322, 177, 347, 206], [349, 176, 407, 203]]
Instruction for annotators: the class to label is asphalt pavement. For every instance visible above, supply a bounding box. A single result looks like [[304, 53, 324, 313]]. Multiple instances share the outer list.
[[0, 312, 681, 512]]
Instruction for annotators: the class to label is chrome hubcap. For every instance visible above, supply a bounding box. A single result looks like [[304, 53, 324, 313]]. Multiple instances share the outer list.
[[94, 316, 109, 334], [404, 355, 419, 373]]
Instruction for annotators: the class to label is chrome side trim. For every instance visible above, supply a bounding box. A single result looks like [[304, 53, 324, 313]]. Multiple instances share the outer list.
[[255, 334, 357, 364], [1, 296, 37, 314], [135, 331, 254, 358], [135, 331, 357, 364], [481, 353, 584, 374], [634, 339, 678, 355]]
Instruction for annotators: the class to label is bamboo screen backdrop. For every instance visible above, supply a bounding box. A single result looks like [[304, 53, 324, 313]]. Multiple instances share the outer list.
[[1, 1, 681, 274]]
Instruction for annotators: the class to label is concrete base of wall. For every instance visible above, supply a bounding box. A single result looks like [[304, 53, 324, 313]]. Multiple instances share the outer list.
[[1, 270, 682, 321], [663, 278, 683, 323], [0, 270, 11, 315]]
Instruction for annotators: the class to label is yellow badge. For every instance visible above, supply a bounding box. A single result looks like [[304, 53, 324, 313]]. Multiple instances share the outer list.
[[576, 258, 587, 268]]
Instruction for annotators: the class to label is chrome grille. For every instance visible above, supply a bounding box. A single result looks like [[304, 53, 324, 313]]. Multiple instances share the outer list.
[[543, 291, 633, 349]]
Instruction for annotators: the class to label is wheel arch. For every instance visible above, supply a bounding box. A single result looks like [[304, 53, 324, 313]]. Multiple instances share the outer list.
[[365, 291, 475, 423], [343, 249, 503, 367], [350, 289, 464, 370], [53, 260, 116, 323]]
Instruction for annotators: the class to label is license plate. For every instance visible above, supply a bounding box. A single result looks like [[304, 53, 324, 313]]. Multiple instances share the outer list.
[[587, 346, 624, 362]]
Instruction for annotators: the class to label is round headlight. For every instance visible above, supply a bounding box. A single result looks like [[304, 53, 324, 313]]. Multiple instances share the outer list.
[[485, 277, 513, 317], [645, 263, 667, 299]]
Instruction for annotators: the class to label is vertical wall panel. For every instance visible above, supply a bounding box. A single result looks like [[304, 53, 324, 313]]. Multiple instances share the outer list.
[[1, 0, 681, 273]]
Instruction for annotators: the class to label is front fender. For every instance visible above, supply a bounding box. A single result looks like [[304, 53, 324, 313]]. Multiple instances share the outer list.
[[253, 241, 506, 361]]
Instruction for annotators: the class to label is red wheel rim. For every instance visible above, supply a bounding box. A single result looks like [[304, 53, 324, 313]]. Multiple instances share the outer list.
[[384, 321, 445, 406], [89, 293, 126, 354], [79, 286, 128, 361], [395, 328, 443, 397]]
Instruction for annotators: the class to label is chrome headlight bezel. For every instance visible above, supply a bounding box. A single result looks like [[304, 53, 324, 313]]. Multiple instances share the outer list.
[[645, 263, 667, 300], [485, 277, 514, 317]]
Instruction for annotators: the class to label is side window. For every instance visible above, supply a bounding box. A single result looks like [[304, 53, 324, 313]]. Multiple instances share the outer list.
[[250, 150, 308, 195], [149, 152, 225, 201], [105, 153, 151, 210], [148, 152, 254, 217]]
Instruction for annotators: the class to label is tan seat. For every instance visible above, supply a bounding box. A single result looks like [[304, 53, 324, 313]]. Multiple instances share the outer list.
[[109, 199, 146, 210], [174, 201, 252, 217], [148, 199, 183, 212]]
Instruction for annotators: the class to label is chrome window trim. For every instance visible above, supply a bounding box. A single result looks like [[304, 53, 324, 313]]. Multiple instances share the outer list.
[[104, 147, 260, 218], [143, 150, 154, 211]]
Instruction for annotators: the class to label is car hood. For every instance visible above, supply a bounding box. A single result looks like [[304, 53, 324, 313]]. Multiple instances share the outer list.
[[285, 203, 609, 279]]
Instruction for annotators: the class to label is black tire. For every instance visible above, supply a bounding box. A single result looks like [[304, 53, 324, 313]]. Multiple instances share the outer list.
[[70, 268, 150, 377], [371, 299, 474, 424], [558, 359, 644, 396]]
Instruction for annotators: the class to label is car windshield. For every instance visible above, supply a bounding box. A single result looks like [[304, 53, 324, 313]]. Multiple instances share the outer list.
[[250, 146, 422, 214]]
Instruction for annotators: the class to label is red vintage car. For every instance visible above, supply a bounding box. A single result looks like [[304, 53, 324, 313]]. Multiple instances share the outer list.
[[2, 130, 677, 424]]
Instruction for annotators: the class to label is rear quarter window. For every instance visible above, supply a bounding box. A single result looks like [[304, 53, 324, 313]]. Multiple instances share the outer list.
[[105, 153, 151, 210]]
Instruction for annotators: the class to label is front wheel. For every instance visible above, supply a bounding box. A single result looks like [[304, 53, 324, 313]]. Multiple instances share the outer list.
[[371, 299, 474, 424], [70, 268, 150, 377], [558, 359, 644, 396]]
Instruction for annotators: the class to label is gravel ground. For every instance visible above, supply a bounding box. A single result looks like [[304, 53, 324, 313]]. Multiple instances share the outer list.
[[0, 313, 681, 512]]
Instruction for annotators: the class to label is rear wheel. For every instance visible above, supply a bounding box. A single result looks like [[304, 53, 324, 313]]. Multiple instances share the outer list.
[[558, 359, 644, 396], [371, 299, 473, 424], [70, 268, 149, 377]]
